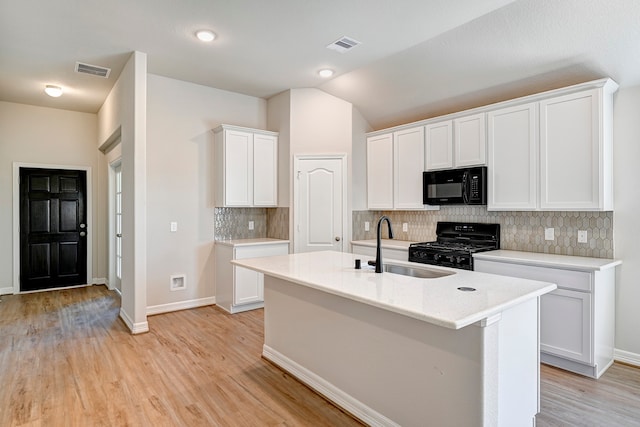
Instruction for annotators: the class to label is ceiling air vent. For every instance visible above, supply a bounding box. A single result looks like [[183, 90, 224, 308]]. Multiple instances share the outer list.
[[75, 62, 111, 78], [326, 36, 361, 53]]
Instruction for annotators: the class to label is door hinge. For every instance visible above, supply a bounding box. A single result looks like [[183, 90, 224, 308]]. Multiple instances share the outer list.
[[297, 171, 301, 180]]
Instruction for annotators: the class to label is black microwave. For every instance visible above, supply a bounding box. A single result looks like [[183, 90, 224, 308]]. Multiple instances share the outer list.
[[423, 166, 487, 205]]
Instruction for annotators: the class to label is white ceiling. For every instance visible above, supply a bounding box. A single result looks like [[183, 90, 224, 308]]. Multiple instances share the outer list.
[[1, 0, 639, 129]]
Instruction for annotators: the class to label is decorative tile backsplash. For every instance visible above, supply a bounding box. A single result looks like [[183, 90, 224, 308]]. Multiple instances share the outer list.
[[267, 207, 290, 240], [215, 206, 613, 257], [214, 207, 289, 240], [353, 207, 614, 258]]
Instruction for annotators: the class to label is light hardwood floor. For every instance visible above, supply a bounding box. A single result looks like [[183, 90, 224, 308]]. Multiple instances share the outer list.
[[1, 286, 639, 426]]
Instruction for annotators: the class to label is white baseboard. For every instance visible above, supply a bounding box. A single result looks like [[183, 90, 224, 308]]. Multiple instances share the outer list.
[[262, 344, 399, 427], [0, 287, 13, 295], [119, 307, 149, 334], [146, 296, 216, 316], [614, 348, 640, 367], [92, 277, 108, 286]]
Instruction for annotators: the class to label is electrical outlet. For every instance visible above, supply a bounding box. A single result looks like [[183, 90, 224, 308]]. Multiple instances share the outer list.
[[578, 230, 588, 243], [402, 222, 408, 232], [248, 221, 254, 230], [544, 227, 555, 241], [364, 221, 370, 232], [170, 221, 178, 232]]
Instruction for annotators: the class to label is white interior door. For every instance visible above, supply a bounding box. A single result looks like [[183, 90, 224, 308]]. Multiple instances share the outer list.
[[294, 156, 345, 253]]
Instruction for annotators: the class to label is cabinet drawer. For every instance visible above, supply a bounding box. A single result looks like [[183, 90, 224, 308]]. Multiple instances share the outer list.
[[474, 260, 592, 292], [235, 243, 288, 260]]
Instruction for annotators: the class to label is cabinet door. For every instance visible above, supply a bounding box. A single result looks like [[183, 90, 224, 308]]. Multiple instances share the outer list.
[[540, 89, 601, 210], [454, 113, 486, 167], [540, 289, 592, 364], [233, 266, 262, 305], [367, 133, 394, 209], [425, 121, 453, 170], [253, 133, 278, 206], [394, 127, 425, 209], [224, 129, 253, 206], [487, 103, 538, 210]]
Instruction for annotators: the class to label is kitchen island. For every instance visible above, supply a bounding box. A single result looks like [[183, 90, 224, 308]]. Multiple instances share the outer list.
[[233, 251, 556, 427]]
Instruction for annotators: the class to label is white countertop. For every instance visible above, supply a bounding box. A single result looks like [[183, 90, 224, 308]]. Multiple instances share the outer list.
[[233, 250, 556, 330], [351, 239, 415, 250], [215, 238, 289, 247], [473, 250, 621, 272]]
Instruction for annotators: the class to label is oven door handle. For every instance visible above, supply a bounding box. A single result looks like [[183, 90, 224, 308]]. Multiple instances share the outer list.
[[462, 171, 469, 204]]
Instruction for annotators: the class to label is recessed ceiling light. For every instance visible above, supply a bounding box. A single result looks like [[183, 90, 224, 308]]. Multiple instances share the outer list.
[[318, 69, 334, 78], [196, 30, 216, 42], [44, 85, 63, 97]]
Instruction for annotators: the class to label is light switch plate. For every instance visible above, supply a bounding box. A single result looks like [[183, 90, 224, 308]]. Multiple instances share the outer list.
[[578, 230, 588, 243], [364, 221, 370, 232], [402, 223, 408, 232], [248, 221, 254, 230], [544, 227, 554, 241], [170, 222, 178, 232]]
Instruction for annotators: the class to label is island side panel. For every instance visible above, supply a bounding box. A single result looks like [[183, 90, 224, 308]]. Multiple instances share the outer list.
[[263, 275, 489, 427], [496, 296, 539, 426]]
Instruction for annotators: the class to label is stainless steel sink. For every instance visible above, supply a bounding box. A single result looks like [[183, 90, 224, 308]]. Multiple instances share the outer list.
[[383, 264, 454, 279]]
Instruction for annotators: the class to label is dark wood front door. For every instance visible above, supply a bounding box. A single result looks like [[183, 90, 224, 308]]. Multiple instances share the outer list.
[[20, 168, 87, 291]]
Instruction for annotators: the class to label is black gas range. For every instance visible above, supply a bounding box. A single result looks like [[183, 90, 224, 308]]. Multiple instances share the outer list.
[[408, 222, 500, 271]]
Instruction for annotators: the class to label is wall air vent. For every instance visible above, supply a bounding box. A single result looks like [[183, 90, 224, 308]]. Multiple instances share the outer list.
[[75, 62, 111, 78], [326, 36, 361, 53]]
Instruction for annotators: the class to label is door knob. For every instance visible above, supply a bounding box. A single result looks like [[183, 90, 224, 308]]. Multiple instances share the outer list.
[[80, 223, 86, 229], [335, 237, 341, 242], [80, 231, 86, 237]]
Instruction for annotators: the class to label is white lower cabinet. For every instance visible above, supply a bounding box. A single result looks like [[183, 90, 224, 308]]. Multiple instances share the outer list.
[[540, 288, 591, 364], [215, 240, 289, 313], [474, 253, 618, 378]]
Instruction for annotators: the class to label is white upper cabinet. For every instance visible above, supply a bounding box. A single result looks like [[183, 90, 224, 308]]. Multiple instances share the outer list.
[[454, 113, 486, 167], [487, 102, 538, 210], [394, 127, 426, 209], [540, 87, 613, 211], [425, 113, 486, 171], [425, 120, 453, 170], [252, 133, 278, 206], [366, 133, 394, 209], [215, 125, 278, 207], [367, 127, 436, 210], [366, 78, 617, 212]]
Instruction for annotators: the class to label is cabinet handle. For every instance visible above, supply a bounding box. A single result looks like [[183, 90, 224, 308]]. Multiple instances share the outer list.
[[335, 237, 341, 242]]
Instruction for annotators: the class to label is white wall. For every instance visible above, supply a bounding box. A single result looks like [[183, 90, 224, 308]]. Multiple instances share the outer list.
[[145, 74, 267, 310], [97, 51, 148, 333], [0, 101, 104, 293], [613, 84, 640, 358], [267, 91, 291, 207], [352, 106, 372, 211]]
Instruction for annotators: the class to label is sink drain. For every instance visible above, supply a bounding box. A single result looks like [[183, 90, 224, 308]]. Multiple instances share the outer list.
[[457, 287, 476, 292]]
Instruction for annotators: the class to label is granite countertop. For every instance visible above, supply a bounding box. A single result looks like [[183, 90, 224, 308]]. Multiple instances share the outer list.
[[473, 250, 621, 272], [351, 239, 416, 250], [215, 238, 289, 247], [233, 251, 556, 330]]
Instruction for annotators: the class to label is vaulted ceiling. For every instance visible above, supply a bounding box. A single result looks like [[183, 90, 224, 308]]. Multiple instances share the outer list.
[[1, 0, 639, 129]]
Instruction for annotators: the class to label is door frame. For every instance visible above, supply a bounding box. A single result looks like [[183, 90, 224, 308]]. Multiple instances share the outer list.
[[108, 158, 122, 292], [12, 162, 93, 294], [292, 154, 348, 254]]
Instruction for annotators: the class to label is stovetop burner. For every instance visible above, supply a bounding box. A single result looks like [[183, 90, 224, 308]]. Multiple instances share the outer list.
[[409, 222, 500, 270]]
